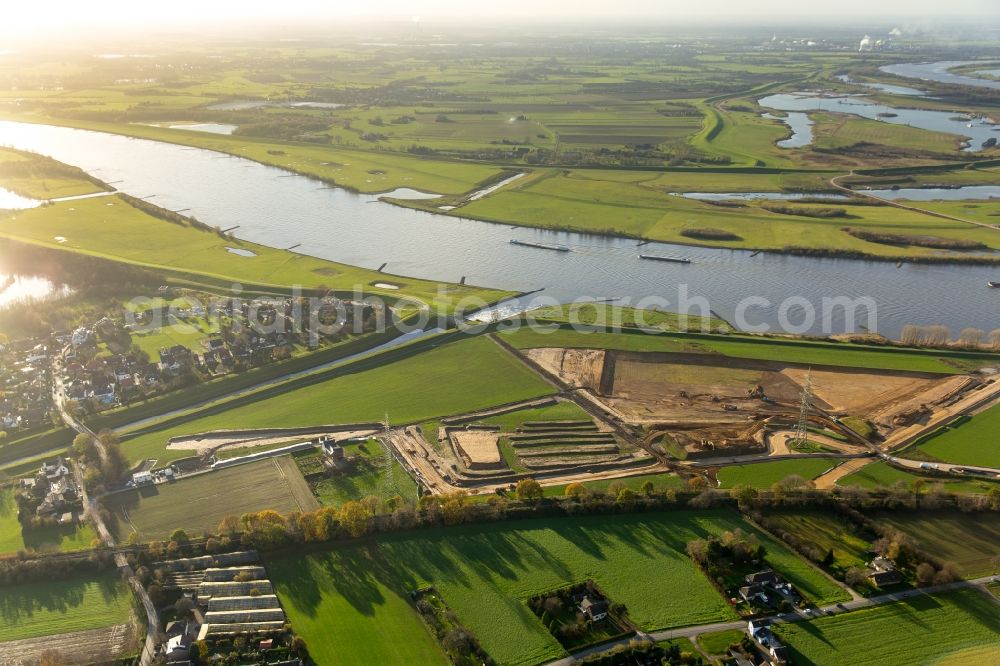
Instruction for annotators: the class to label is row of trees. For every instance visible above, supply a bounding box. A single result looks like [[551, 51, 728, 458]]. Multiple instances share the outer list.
[[129, 471, 1000, 556], [0, 549, 117, 585], [899, 324, 1000, 349], [72, 430, 129, 493]]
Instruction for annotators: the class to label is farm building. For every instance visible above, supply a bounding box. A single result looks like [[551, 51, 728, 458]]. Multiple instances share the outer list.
[[154, 551, 289, 641], [579, 596, 609, 621], [867, 556, 903, 587]]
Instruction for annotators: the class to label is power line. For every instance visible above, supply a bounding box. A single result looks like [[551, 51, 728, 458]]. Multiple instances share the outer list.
[[793, 368, 813, 448]]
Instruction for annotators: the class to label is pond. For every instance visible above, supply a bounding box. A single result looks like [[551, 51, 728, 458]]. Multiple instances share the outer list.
[[761, 112, 814, 148], [0, 187, 40, 210], [0, 273, 70, 308], [168, 123, 238, 135]]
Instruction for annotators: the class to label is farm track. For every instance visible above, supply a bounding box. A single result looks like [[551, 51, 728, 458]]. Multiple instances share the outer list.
[[830, 172, 997, 231]]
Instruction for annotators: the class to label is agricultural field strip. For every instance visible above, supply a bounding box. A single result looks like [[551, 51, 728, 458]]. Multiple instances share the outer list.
[[545, 580, 1000, 666]]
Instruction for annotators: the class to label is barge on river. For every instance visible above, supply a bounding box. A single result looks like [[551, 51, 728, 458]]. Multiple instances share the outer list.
[[638, 254, 692, 264], [510, 239, 571, 253]]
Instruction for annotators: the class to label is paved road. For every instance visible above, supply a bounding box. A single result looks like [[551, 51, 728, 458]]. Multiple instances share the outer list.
[[53, 357, 159, 665], [544, 577, 998, 665], [886, 455, 1000, 479]]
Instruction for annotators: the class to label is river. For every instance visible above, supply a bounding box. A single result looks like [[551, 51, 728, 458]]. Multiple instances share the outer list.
[[0, 120, 998, 339], [880, 61, 1000, 91]]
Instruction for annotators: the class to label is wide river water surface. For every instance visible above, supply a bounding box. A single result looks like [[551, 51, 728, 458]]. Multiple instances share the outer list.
[[1, 120, 999, 339]]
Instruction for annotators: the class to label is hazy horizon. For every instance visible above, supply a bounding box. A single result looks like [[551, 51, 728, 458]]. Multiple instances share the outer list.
[[1, 0, 999, 41]]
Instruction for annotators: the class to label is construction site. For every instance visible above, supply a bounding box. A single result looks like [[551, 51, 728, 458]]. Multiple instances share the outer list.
[[522, 347, 1000, 464], [389, 396, 661, 496]]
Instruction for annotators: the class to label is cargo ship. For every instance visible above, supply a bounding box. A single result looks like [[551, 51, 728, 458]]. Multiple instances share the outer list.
[[638, 254, 692, 264], [510, 239, 571, 252]]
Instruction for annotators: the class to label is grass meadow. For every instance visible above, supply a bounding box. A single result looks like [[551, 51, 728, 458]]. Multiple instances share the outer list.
[[914, 404, 1000, 468], [103, 456, 317, 540], [309, 440, 420, 506], [0, 487, 97, 556], [28, 117, 504, 196], [0, 196, 509, 309], [456, 168, 1000, 257], [875, 512, 1000, 578], [774, 589, 1000, 666], [500, 327, 997, 374], [269, 510, 846, 666], [0, 574, 132, 642], [838, 461, 1000, 495], [761, 509, 871, 571], [121, 336, 556, 464], [696, 628, 747, 656], [716, 458, 842, 489]]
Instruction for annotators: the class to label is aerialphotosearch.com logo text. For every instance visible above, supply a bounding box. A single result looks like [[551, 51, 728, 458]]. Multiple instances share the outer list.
[[123, 283, 879, 342]]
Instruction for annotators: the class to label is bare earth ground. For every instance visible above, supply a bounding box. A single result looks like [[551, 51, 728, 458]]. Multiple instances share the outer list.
[[767, 431, 866, 457], [451, 430, 502, 465], [814, 458, 874, 489], [272, 455, 320, 512], [869, 375, 979, 427], [525, 348, 605, 390], [167, 428, 379, 454], [883, 378, 1000, 451], [0, 623, 137, 665], [781, 367, 937, 415], [391, 426, 665, 495]]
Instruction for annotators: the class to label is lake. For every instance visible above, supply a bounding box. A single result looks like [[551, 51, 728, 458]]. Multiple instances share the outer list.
[[758, 92, 997, 152]]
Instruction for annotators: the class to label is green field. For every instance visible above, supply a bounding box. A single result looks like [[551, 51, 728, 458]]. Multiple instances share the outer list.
[[0, 195, 509, 310], [716, 457, 843, 488], [0, 146, 106, 199], [0, 574, 133, 641], [455, 168, 1000, 257], [269, 510, 845, 666], [839, 461, 1000, 495], [527, 304, 730, 333], [27, 116, 506, 196], [0, 487, 23, 554], [3, 34, 997, 262], [913, 404, 1000, 468], [122, 336, 556, 464], [308, 440, 420, 506], [103, 456, 318, 540], [774, 589, 1000, 666], [500, 327, 996, 374], [266, 544, 448, 666], [0, 487, 97, 555], [875, 512, 1000, 578], [762, 509, 871, 572], [696, 628, 746, 656], [812, 113, 962, 155]]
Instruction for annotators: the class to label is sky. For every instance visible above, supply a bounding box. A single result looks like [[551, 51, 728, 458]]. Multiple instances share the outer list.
[[0, 0, 998, 39]]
